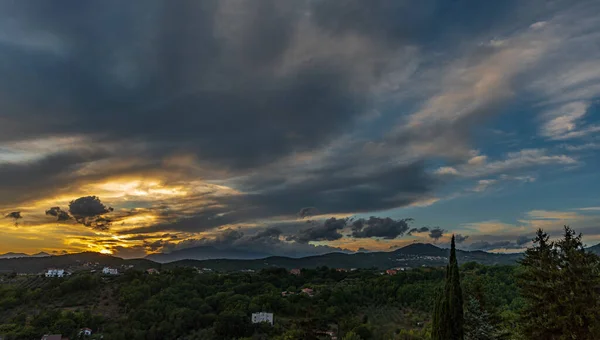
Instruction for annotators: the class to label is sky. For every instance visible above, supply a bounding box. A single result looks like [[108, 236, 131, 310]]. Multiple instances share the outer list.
[[1, 0, 600, 258]]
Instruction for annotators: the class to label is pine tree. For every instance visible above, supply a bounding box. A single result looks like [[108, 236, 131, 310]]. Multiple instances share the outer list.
[[432, 235, 464, 340], [518, 226, 600, 339], [517, 228, 558, 339], [342, 331, 363, 340], [464, 297, 495, 340]]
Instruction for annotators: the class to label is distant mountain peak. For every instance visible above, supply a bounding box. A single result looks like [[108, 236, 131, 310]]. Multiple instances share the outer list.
[[394, 243, 445, 256]]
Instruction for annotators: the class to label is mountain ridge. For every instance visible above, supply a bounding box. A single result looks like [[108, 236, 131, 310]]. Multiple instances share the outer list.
[[0, 251, 50, 259], [5, 242, 599, 274]]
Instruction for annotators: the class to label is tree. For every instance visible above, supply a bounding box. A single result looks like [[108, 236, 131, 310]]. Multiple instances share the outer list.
[[518, 226, 600, 339], [517, 228, 558, 339], [343, 331, 363, 340], [464, 297, 495, 340], [432, 235, 464, 340]]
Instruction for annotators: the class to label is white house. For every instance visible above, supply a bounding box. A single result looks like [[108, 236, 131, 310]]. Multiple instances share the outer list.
[[251, 312, 274, 325], [79, 328, 92, 336], [45, 269, 65, 278], [102, 267, 118, 275]]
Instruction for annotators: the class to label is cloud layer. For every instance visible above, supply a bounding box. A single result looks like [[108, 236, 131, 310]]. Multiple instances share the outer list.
[[1, 0, 599, 256]]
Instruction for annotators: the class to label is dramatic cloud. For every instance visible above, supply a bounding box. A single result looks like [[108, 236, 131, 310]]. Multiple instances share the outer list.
[[470, 240, 514, 251], [428, 228, 446, 242], [1, 0, 600, 256], [351, 217, 413, 239], [45, 196, 114, 231], [294, 218, 348, 244], [251, 227, 282, 241], [408, 227, 430, 235], [5, 211, 22, 220], [45, 207, 71, 222], [455, 234, 469, 244]]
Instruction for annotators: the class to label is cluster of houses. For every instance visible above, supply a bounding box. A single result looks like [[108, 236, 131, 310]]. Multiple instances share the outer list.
[[44, 266, 121, 278], [385, 267, 409, 275]]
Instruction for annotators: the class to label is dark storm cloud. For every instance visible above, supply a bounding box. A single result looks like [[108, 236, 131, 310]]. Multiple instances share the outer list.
[[428, 227, 445, 241], [470, 240, 515, 251], [121, 234, 178, 241], [311, 0, 526, 46], [0, 150, 107, 206], [129, 226, 348, 259], [0, 0, 525, 235], [408, 226, 430, 235], [0, 0, 372, 169], [351, 217, 413, 239], [245, 161, 434, 219], [251, 227, 282, 241], [45, 207, 71, 222], [294, 218, 348, 243], [455, 234, 469, 244], [121, 161, 436, 235], [45, 196, 114, 231], [5, 212, 22, 220]]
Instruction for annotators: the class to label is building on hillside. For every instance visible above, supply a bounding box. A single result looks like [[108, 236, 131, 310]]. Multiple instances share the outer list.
[[146, 268, 160, 275], [102, 267, 118, 275], [79, 328, 92, 336], [45, 269, 65, 278], [386, 269, 398, 275], [281, 291, 295, 297], [335, 268, 347, 272], [290, 268, 301, 275], [251, 312, 274, 325], [301, 288, 314, 297]]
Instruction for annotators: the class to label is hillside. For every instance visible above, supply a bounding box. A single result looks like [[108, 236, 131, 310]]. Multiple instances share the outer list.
[[0, 252, 156, 274], [163, 244, 522, 271], [0, 251, 50, 259], [587, 243, 600, 255], [0, 243, 526, 274]]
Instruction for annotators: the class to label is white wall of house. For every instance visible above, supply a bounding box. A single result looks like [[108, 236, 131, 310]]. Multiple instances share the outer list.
[[45, 269, 65, 278], [251, 312, 274, 325], [102, 267, 118, 275]]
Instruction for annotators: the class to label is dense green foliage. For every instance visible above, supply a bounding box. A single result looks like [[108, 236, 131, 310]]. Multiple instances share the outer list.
[[3, 227, 599, 340], [0, 263, 523, 340], [432, 236, 464, 340], [517, 226, 600, 339]]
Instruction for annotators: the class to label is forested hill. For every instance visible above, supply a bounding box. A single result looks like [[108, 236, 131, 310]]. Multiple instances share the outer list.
[[0, 252, 156, 274], [0, 244, 523, 274], [163, 243, 521, 271]]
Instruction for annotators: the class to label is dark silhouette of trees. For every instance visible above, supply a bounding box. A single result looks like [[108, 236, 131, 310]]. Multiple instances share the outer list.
[[518, 226, 600, 339], [432, 235, 464, 340]]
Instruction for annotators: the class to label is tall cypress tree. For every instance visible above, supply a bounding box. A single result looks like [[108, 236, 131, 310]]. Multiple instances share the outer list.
[[432, 235, 464, 340]]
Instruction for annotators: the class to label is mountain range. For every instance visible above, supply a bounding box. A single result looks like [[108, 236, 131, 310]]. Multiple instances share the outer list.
[[0, 243, 524, 274], [4, 242, 600, 274], [145, 245, 272, 263], [0, 252, 50, 259]]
